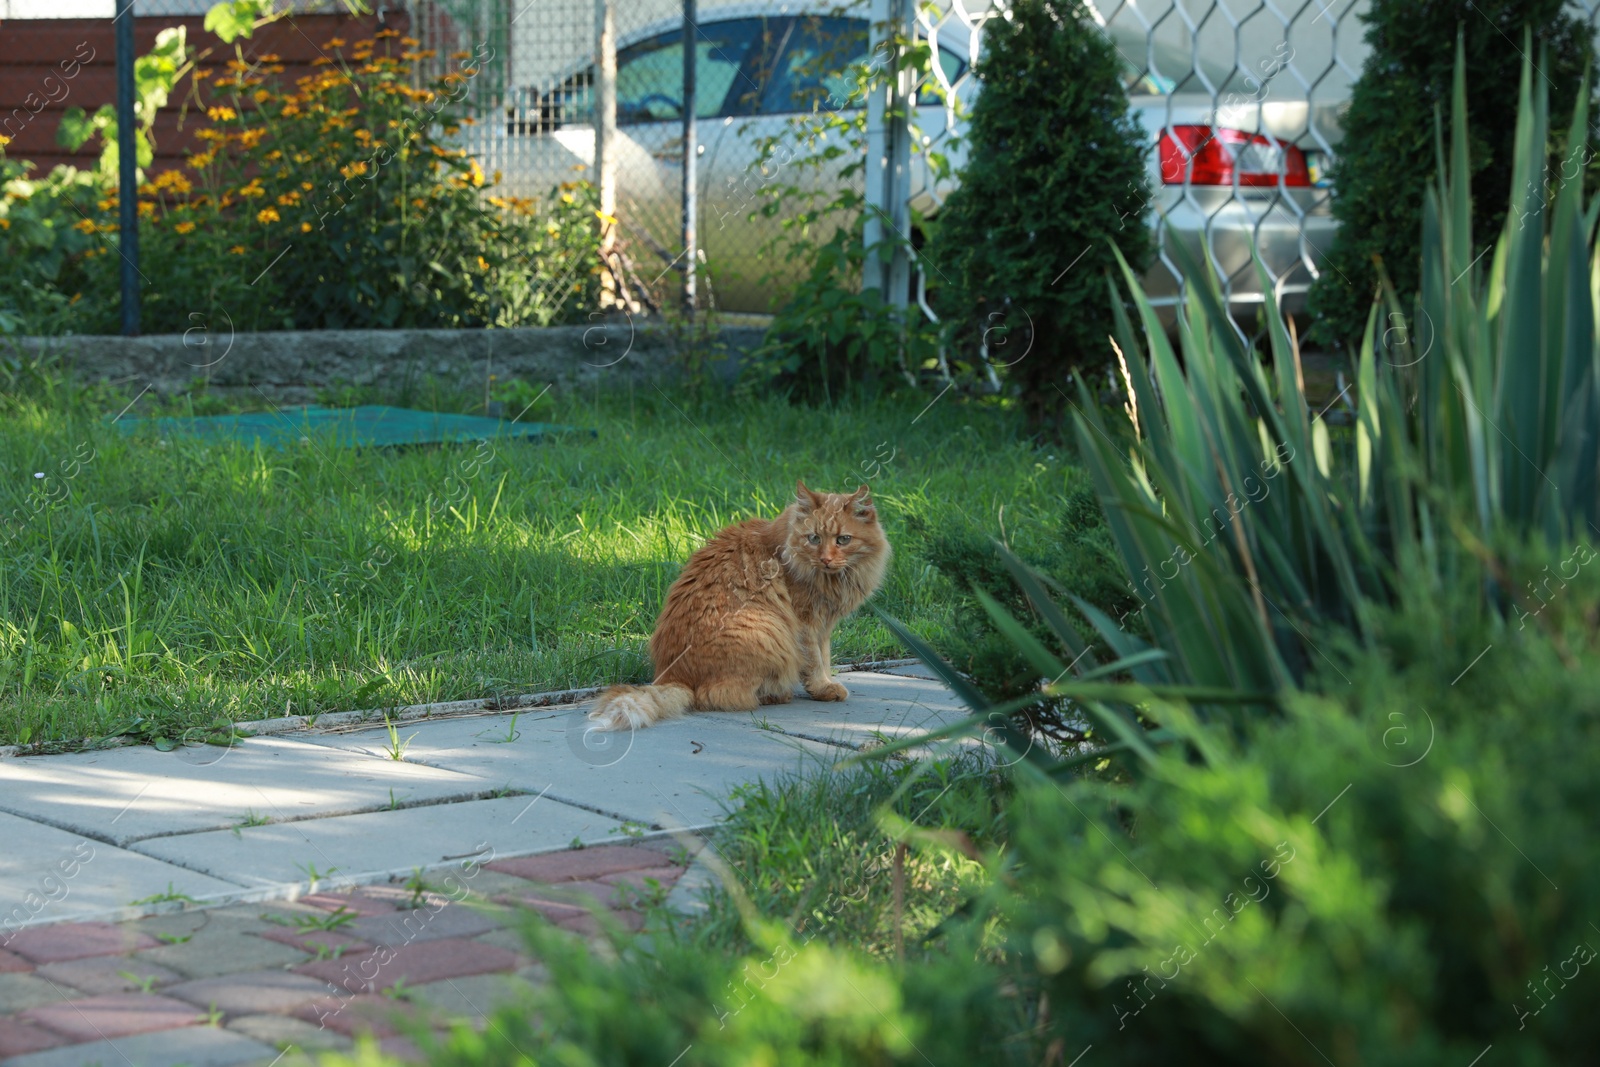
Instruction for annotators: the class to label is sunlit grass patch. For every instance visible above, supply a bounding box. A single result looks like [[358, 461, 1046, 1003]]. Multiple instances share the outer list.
[[0, 374, 1080, 747]]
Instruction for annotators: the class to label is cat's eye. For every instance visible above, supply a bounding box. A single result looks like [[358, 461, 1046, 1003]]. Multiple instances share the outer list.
[[807, 533, 821, 545], [835, 535, 852, 546]]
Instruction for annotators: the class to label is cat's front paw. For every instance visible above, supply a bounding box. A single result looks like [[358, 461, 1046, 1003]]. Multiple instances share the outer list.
[[807, 679, 849, 702]]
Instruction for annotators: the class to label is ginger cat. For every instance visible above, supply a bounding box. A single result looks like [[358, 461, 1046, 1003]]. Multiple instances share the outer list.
[[588, 481, 891, 731]]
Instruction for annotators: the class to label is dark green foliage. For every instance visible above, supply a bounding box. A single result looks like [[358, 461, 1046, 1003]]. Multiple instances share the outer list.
[[1308, 0, 1592, 348], [929, 0, 1153, 422], [1005, 581, 1600, 1066]]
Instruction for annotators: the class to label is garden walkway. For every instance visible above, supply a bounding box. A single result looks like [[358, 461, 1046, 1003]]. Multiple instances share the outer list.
[[0, 665, 962, 1066]]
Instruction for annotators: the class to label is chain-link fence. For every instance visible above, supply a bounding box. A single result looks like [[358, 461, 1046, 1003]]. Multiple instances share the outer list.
[[407, 0, 1385, 325], [10, 0, 1600, 329]]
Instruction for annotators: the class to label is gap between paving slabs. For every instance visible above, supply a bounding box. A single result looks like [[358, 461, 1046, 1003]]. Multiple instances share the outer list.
[[0, 665, 961, 935]]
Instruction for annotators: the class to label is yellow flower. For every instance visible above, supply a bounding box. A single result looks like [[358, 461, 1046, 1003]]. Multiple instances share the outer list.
[[257, 207, 280, 224], [254, 90, 272, 103], [400, 36, 420, 47], [276, 191, 300, 206], [192, 67, 212, 80], [73, 218, 96, 234], [207, 106, 237, 122], [228, 245, 246, 255], [0, 134, 10, 148], [300, 221, 313, 233], [469, 161, 484, 187], [301, 181, 314, 191], [0, 218, 10, 229], [323, 37, 347, 48], [175, 220, 196, 234]]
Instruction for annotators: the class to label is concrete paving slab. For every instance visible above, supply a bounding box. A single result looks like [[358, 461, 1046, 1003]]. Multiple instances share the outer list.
[[0, 816, 241, 933], [0, 738, 496, 847], [294, 703, 846, 830], [224, 1014, 352, 1053], [0, 973, 66, 1011], [0, 1025, 276, 1067], [130, 915, 312, 981], [740, 671, 974, 749], [127, 795, 620, 891], [33, 957, 184, 997], [404, 972, 535, 1022]]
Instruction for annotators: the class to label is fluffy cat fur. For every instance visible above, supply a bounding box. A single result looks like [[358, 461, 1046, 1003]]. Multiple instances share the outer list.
[[588, 481, 891, 731]]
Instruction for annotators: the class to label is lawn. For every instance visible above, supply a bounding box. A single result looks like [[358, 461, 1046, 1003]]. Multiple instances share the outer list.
[[0, 362, 1081, 748]]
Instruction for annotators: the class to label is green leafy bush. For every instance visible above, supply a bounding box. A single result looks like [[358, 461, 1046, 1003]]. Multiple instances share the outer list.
[[1307, 0, 1592, 349], [928, 0, 1152, 423], [7, 29, 599, 335], [749, 225, 939, 401], [0, 159, 109, 333], [1003, 574, 1600, 1066]]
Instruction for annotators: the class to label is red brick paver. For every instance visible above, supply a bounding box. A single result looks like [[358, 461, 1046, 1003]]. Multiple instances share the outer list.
[[293, 937, 519, 994], [0, 1016, 68, 1058], [0, 947, 34, 973], [20, 992, 202, 1041], [487, 845, 670, 884], [292, 993, 415, 1038], [499, 879, 625, 913], [555, 909, 647, 937], [598, 866, 686, 892], [6, 922, 158, 964]]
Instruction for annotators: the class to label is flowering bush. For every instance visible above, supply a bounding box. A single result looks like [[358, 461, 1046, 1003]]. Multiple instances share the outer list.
[[0, 152, 113, 334], [8, 31, 600, 334]]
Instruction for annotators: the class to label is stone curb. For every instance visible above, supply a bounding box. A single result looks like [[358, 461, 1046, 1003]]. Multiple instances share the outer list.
[[0, 660, 920, 760]]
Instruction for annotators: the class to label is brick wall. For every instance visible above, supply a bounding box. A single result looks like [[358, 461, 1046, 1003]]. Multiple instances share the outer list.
[[0, 9, 411, 176]]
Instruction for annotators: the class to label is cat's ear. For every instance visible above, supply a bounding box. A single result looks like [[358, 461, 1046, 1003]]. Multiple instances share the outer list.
[[849, 484, 876, 523], [795, 479, 823, 514]]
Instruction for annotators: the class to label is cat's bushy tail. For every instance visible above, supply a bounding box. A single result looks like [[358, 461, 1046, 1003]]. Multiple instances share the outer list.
[[587, 682, 693, 732]]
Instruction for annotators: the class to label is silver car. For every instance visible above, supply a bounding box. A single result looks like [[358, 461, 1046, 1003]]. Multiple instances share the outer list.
[[490, 4, 1343, 320]]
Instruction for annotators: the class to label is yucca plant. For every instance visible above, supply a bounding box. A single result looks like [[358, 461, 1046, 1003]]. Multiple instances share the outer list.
[[1066, 37, 1598, 700], [875, 42, 1598, 772]]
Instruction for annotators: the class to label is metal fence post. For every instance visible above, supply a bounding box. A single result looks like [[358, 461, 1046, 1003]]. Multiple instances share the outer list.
[[681, 0, 698, 319], [595, 0, 618, 307], [863, 0, 911, 306], [115, 0, 140, 336]]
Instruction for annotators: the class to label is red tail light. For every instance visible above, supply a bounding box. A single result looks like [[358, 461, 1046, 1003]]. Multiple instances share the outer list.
[[1160, 125, 1311, 188]]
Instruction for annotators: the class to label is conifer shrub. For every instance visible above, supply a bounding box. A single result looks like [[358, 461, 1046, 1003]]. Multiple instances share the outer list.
[[1308, 0, 1592, 348], [929, 0, 1152, 423]]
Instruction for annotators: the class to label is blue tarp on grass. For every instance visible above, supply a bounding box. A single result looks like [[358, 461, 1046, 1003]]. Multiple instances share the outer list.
[[113, 405, 592, 449]]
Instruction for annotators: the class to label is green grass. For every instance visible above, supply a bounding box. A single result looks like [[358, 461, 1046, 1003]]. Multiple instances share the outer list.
[[683, 753, 1008, 962], [0, 365, 1079, 747]]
